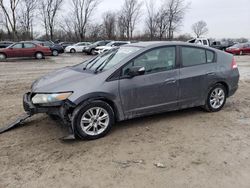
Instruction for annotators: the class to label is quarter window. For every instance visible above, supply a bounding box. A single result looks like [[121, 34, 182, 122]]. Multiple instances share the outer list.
[[206, 50, 215, 63], [122, 47, 176, 76], [181, 47, 206, 67]]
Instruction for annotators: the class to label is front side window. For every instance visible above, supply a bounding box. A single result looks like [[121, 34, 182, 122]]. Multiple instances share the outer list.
[[122, 47, 176, 76], [11, 43, 23, 49], [181, 47, 206, 67]]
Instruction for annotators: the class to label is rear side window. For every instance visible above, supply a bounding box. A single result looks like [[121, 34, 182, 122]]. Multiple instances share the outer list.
[[181, 47, 206, 67], [206, 50, 215, 63], [24, 43, 36, 48], [203, 40, 208, 45]]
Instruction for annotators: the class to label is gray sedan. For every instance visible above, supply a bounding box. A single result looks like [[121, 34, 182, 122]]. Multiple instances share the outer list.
[[23, 42, 239, 140]]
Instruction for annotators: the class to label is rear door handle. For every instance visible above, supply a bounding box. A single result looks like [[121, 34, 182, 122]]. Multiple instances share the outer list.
[[165, 79, 177, 84], [206, 72, 215, 76]]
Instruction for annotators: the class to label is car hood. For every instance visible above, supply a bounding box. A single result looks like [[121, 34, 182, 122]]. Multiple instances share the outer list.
[[96, 46, 112, 50], [31, 66, 94, 93]]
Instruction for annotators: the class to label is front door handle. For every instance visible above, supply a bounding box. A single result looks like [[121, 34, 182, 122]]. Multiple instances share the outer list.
[[165, 78, 177, 84]]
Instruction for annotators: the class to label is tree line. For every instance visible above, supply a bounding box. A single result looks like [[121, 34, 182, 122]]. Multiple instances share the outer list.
[[0, 0, 248, 43], [0, 0, 193, 42]]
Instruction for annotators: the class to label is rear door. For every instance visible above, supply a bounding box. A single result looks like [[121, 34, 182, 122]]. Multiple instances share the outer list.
[[23, 43, 37, 57], [179, 46, 217, 108], [119, 46, 179, 118]]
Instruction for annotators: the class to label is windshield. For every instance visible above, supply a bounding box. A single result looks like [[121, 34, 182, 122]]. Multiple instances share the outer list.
[[106, 42, 114, 47], [232, 44, 243, 48], [83, 46, 141, 72]]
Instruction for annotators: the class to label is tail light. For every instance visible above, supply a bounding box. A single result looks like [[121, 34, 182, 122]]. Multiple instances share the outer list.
[[231, 57, 237, 69]]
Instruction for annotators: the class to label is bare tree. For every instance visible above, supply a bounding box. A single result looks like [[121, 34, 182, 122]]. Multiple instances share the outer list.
[[121, 0, 142, 39], [116, 14, 126, 40], [164, 0, 189, 39], [70, 0, 100, 41], [19, 0, 38, 39], [40, 0, 64, 41], [87, 23, 103, 41], [0, 0, 20, 40], [102, 11, 116, 39], [191, 20, 208, 38], [60, 16, 76, 41], [145, 0, 157, 40], [155, 7, 169, 40]]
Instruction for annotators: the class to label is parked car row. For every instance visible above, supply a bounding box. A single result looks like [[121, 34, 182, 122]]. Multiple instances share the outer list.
[[187, 37, 250, 55]]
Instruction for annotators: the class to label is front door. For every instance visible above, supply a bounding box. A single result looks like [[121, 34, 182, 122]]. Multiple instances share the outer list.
[[8, 43, 23, 57], [119, 46, 179, 118]]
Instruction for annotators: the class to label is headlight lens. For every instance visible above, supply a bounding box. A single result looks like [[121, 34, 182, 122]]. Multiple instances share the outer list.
[[32, 92, 72, 104]]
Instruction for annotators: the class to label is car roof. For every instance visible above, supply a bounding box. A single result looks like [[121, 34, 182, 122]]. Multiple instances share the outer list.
[[127, 41, 211, 49]]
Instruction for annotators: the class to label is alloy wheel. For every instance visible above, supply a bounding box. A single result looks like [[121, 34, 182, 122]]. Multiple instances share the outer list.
[[80, 107, 110, 136], [209, 88, 225, 109]]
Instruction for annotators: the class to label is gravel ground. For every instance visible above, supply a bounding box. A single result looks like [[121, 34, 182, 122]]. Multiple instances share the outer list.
[[0, 53, 250, 188]]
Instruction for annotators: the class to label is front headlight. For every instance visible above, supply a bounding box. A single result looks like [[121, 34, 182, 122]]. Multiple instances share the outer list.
[[32, 92, 73, 104]]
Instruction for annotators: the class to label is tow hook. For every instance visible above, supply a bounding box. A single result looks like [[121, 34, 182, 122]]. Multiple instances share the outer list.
[[0, 113, 33, 134]]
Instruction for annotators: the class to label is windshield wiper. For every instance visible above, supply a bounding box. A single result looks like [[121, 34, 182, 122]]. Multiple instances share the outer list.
[[83, 56, 98, 70], [94, 52, 116, 73]]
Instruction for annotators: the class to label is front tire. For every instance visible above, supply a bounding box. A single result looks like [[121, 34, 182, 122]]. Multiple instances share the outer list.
[[72, 101, 114, 140], [70, 49, 76, 53], [0, 53, 6, 61], [204, 84, 227, 112]]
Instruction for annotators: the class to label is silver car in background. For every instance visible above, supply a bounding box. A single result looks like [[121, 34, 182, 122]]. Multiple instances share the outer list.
[[23, 42, 239, 140]]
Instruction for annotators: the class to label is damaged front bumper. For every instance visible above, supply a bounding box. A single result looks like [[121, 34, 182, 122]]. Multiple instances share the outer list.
[[0, 92, 76, 140]]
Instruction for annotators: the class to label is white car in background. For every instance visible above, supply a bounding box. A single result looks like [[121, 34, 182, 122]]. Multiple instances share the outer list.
[[187, 38, 210, 46], [94, 41, 131, 54], [65, 42, 91, 53]]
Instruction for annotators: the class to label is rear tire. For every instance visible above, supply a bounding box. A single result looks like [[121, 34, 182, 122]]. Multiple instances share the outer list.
[[35, 52, 44, 59], [72, 100, 114, 140], [90, 49, 95, 55], [52, 50, 59, 56], [0, 53, 6, 61], [239, 51, 243, 55], [204, 84, 227, 112]]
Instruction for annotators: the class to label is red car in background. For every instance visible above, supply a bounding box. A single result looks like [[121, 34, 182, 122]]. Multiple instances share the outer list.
[[0, 42, 52, 61], [226, 43, 250, 55]]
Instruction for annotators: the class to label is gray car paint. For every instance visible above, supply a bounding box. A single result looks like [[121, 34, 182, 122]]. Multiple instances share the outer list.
[[30, 41, 239, 121]]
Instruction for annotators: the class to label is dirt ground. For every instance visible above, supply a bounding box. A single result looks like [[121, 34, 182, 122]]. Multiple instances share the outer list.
[[0, 53, 250, 188]]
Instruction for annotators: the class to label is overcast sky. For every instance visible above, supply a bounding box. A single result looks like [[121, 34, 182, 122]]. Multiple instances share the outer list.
[[89, 0, 250, 39]]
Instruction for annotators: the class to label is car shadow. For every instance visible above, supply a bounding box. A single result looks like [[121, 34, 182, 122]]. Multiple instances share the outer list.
[[112, 107, 203, 133], [0, 57, 53, 63]]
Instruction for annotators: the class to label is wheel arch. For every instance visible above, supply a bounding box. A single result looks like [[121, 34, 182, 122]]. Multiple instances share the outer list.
[[73, 95, 122, 122], [0, 52, 7, 58], [35, 51, 44, 56], [209, 81, 229, 97]]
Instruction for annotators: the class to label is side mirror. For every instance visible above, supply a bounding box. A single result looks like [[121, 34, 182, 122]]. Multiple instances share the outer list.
[[127, 66, 145, 78]]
